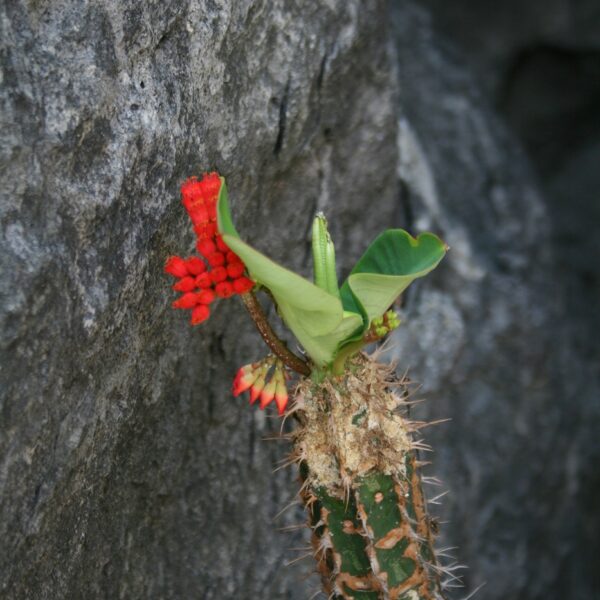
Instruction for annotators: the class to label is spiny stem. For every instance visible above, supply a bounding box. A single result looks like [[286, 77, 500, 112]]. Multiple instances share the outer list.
[[240, 291, 311, 376]]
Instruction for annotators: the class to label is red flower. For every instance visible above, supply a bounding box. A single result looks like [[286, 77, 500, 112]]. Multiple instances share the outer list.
[[215, 281, 234, 298], [185, 257, 206, 275], [232, 359, 289, 416], [165, 171, 255, 326], [210, 267, 228, 284], [195, 272, 212, 289], [173, 277, 197, 292], [197, 289, 215, 305], [227, 262, 245, 279], [197, 239, 217, 257], [172, 293, 198, 309], [207, 252, 225, 267], [191, 304, 210, 325], [165, 256, 189, 278], [232, 277, 254, 294]]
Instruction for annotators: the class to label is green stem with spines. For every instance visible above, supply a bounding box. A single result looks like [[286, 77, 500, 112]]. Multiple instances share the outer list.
[[297, 356, 447, 600], [308, 457, 445, 600]]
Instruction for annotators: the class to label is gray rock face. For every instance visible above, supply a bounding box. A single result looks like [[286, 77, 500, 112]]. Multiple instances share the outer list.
[[390, 4, 599, 600], [417, 0, 600, 383], [1, 2, 399, 598], [1, 1, 597, 599]]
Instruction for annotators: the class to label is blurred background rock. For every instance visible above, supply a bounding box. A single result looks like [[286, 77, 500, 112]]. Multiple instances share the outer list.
[[1, 1, 598, 598]]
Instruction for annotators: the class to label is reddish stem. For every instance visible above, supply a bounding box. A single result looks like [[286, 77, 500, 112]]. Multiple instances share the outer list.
[[240, 292, 311, 376]]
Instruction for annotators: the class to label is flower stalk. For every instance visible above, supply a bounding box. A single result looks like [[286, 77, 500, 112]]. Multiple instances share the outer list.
[[239, 291, 311, 376]]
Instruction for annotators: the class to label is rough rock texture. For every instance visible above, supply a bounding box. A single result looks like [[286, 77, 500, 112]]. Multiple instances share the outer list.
[[418, 0, 600, 376], [390, 3, 600, 600], [0, 2, 400, 598], [1, 1, 598, 599]]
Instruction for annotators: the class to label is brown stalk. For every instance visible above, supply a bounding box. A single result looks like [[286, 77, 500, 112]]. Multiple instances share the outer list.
[[240, 291, 311, 376]]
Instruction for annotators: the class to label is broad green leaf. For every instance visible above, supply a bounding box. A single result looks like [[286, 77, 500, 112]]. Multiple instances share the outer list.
[[217, 178, 362, 366], [340, 230, 447, 324]]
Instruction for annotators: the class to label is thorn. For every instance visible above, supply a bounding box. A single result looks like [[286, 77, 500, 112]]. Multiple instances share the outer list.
[[411, 418, 452, 430], [284, 551, 313, 567], [277, 523, 307, 532], [428, 490, 450, 505], [422, 476, 443, 486], [273, 498, 301, 520]]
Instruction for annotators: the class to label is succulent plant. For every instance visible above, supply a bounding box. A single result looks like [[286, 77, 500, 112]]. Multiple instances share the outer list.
[[165, 173, 455, 599]]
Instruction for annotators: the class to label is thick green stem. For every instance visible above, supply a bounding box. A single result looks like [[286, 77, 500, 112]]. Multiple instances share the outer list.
[[296, 356, 447, 600]]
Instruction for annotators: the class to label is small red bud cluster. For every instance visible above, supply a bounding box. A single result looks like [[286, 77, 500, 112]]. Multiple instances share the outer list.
[[165, 172, 253, 325], [232, 358, 289, 415]]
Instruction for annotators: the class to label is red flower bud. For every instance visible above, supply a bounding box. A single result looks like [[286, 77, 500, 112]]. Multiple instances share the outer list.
[[226, 262, 245, 279], [208, 252, 225, 267], [164, 256, 189, 278], [197, 239, 217, 257], [195, 272, 212, 289], [274, 370, 289, 415], [181, 178, 204, 211], [189, 206, 209, 225], [232, 277, 254, 294], [199, 172, 221, 199], [185, 256, 206, 275], [197, 289, 215, 305], [249, 376, 265, 404], [226, 251, 240, 264], [207, 203, 217, 220], [172, 276, 197, 292], [172, 292, 198, 309], [191, 304, 210, 325], [215, 235, 229, 252], [210, 267, 228, 284], [215, 281, 234, 298], [232, 365, 259, 396], [259, 377, 277, 410]]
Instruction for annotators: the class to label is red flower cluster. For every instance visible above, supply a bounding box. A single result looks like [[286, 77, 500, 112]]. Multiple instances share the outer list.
[[165, 172, 254, 325], [233, 359, 289, 415]]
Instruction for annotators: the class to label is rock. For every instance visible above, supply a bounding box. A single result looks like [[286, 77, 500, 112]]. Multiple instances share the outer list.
[[0, 1, 399, 598], [390, 3, 599, 599], [416, 0, 600, 383]]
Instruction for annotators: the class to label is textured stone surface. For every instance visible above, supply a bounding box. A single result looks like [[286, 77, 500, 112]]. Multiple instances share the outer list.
[[1, 1, 598, 599], [390, 3, 600, 599], [418, 0, 600, 377], [0, 1, 399, 598]]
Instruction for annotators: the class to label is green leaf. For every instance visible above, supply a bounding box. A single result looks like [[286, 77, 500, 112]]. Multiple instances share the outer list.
[[340, 230, 447, 324], [312, 213, 340, 298], [217, 178, 362, 366]]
